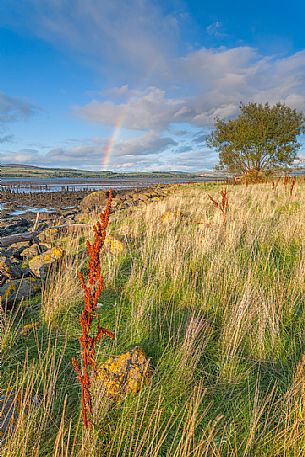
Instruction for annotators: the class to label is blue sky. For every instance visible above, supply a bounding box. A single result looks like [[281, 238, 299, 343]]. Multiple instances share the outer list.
[[0, 0, 305, 171]]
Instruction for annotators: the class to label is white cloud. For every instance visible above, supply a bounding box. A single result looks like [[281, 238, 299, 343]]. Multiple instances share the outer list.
[[0, 131, 180, 170], [75, 87, 188, 130], [75, 47, 305, 133], [0, 92, 38, 123], [103, 85, 129, 97]]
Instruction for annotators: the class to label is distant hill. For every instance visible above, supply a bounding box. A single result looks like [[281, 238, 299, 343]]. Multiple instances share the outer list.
[[0, 164, 205, 179]]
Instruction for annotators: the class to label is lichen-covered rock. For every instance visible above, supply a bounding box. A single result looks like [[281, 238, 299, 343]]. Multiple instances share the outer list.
[[28, 247, 64, 278], [160, 210, 182, 224], [0, 277, 41, 306], [37, 227, 61, 244], [0, 256, 22, 287], [136, 193, 150, 203], [80, 191, 108, 213], [8, 241, 30, 257], [20, 243, 48, 260], [104, 236, 125, 255], [18, 321, 40, 336], [96, 347, 152, 399]]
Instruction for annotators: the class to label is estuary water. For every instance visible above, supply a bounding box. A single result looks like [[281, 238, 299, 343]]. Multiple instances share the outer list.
[[1, 175, 223, 193]]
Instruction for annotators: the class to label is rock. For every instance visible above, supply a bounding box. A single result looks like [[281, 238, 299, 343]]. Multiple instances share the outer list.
[[0, 218, 31, 237], [0, 277, 41, 306], [104, 236, 125, 255], [0, 256, 22, 287], [96, 347, 152, 399], [160, 210, 183, 224], [80, 191, 108, 213], [0, 391, 20, 445], [0, 390, 39, 445], [18, 321, 40, 336], [123, 200, 133, 209], [8, 241, 30, 257], [37, 227, 62, 244], [20, 243, 48, 260], [28, 247, 64, 278], [136, 193, 150, 203]]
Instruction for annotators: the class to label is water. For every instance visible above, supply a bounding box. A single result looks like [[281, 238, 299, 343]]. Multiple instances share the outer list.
[[1, 176, 223, 194], [1, 182, 138, 193], [9, 206, 56, 216]]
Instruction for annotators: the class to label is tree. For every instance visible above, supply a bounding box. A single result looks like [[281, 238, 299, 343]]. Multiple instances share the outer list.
[[207, 102, 305, 177]]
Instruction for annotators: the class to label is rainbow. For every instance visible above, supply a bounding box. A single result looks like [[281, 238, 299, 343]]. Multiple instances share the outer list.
[[102, 111, 125, 168]]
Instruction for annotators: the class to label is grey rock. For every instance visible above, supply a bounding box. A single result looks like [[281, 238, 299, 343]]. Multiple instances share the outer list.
[[0, 277, 41, 306]]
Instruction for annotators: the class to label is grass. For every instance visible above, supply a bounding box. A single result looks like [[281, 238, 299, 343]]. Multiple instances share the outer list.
[[1, 180, 305, 456]]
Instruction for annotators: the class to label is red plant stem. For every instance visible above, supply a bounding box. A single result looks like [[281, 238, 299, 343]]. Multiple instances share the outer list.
[[208, 189, 229, 224], [283, 175, 289, 192], [72, 189, 114, 428], [290, 177, 296, 196]]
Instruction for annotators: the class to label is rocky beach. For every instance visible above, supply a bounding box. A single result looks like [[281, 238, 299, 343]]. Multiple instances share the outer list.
[[0, 180, 205, 306]]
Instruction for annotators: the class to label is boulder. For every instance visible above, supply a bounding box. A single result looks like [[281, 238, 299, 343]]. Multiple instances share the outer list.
[[0, 256, 22, 287], [136, 193, 150, 203], [104, 236, 125, 255], [0, 390, 39, 446], [18, 321, 40, 337], [0, 277, 41, 306], [96, 346, 152, 399], [20, 243, 48, 260], [37, 227, 62, 244], [8, 241, 30, 257], [160, 210, 183, 224], [28, 247, 64, 278], [80, 191, 108, 213], [0, 219, 31, 237]]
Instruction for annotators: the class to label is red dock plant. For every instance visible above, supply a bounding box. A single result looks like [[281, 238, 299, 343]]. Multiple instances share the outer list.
[[290, 177, 296, 196], [283, 175, 289, 192], [208, 189, 229, 224], [72, 189, 114, 428], [272, 177, 280, 191]]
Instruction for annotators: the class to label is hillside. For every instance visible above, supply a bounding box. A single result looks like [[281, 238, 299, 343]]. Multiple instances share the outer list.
[[0, 164, 198, 179], [1, 179, 305, 455]]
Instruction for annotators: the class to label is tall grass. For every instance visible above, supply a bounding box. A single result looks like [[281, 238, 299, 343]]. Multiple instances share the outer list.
[[1, 181, 304, 455]]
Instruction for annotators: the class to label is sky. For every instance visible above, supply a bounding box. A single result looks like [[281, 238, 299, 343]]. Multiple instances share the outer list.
[[0, 0, 305, 171]]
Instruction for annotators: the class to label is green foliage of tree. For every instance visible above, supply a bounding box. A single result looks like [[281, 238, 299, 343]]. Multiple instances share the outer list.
[[207, 102, 305, 176]]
